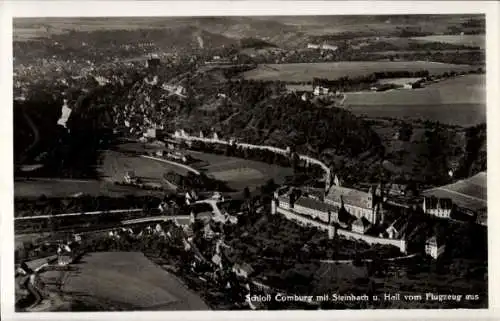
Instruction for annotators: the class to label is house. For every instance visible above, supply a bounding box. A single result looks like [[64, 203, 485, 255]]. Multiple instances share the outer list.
[[325, 185, 382, 224], [351, 217, 372, 234], [386, 217, 408, 239], [423, 197, 453, 218], [232, 262, 255, 279], [425, 236, 445, 259], [57, 243, 72, 266], [145, 128, 157, 139], [124, 171, 137, 184]]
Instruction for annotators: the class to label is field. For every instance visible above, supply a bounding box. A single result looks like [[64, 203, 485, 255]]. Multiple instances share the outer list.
[[98, 150, 191, 184], [411, 35, 485, 49], [423, 171, 487, 211], [41, 252, 209, 310], [343, 74, 486, 126], [242, 61, 477, 82], [188, 151, 293, 191]]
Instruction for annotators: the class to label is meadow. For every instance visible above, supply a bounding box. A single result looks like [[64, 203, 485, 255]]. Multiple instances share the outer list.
[[343, 74, 486, 126], [423, 171, 486, 211], [411, 35, 485, 49], [55, 252, 209, 310], [242, 61, 477, 82], [187, 151, 293, 191]]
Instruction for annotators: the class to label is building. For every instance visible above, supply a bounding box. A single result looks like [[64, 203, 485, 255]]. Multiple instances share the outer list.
[[124, 171, 137, 184], [351, 217, 372, 234], [325, 185, 382, 224], [232, 263, 255, 279], [307, 43, 338, 51], [313, 86, 330, 96], [423, 197, 453, 218], [293, 196, 339, 224], [425, 236, 445, 259], [57, 244, 72, 266]]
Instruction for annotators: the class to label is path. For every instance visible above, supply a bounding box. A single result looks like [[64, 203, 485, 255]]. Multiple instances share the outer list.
[[20, 106, 40, 163], [141, 155, 200, 175], [15, 208, 144, 221]]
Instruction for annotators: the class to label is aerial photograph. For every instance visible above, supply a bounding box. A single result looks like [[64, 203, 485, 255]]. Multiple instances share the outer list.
[[13, 15, 487, 311]]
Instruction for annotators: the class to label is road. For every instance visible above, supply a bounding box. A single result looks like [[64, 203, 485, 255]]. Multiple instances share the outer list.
[[15, 208, 144, 221], [140, 155, 200, 175], [20, 106, 40, 163]]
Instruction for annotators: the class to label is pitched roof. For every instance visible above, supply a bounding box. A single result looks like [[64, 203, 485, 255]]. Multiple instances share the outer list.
[[294, 196, 339, 213], [326, 185, 372, 209], [426, 235, 444, 247], [425, 196, 453, 210]]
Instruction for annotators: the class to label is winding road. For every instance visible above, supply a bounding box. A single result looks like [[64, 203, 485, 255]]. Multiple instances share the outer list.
[[20, 106, 40, 163]]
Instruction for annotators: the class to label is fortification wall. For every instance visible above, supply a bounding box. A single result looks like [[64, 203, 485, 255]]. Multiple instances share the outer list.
[[172, 132, 330, 179], [276, 207, 406, 253]]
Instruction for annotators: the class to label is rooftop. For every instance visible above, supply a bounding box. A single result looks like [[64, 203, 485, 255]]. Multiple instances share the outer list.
[[326, 185, 372, 209], [294, 196, 339, 213]]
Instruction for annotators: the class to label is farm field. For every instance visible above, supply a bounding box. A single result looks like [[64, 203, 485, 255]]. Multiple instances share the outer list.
[[411, 35, 485, 49], [422, 171, 486, 212], [187, 151, 293, 191], [343, 74, 485, 126], [43, 252, 209, 311], [98, 150, 191, 183], [242, 61, 477, 82]]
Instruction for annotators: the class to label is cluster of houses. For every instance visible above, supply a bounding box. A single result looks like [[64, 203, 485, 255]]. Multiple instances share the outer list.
[[306, 43, 339, 51]]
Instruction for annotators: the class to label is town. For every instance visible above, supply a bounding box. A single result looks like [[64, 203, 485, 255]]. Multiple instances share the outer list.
[[13, 15, 487, 311]]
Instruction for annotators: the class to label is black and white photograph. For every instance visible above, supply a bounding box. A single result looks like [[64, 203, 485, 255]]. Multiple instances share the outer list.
[[3, 1, 498, 316]]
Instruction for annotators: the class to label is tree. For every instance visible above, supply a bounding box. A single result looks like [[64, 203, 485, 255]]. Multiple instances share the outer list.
[[243, 187, 251, 200]]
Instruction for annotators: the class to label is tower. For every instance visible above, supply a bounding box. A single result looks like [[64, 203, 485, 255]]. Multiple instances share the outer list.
[[271, 198, 277, 215], [327, 211, 335, 239], [328, 224, 336, 240]]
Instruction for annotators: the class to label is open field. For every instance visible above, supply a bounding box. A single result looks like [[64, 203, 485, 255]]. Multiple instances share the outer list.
[[209, 167, 265, 182], [242, 61, 477, 82], [411, 35, 485, 49], [343, 74, 485, 126], [43, 252, 209, 310], [98, 150, 190, 183], [188, 151, 293, 191], [423, 171, 486, 212]]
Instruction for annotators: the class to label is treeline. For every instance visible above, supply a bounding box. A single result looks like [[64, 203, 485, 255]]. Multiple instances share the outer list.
[[312, 70, 429, 91], [454, 123, 487, 179], [239, 37, 277, 49], [14, 209, 149, 234]]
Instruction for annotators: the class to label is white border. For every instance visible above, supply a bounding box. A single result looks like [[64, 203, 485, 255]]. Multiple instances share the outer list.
[[1, 1, 499, 321]]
